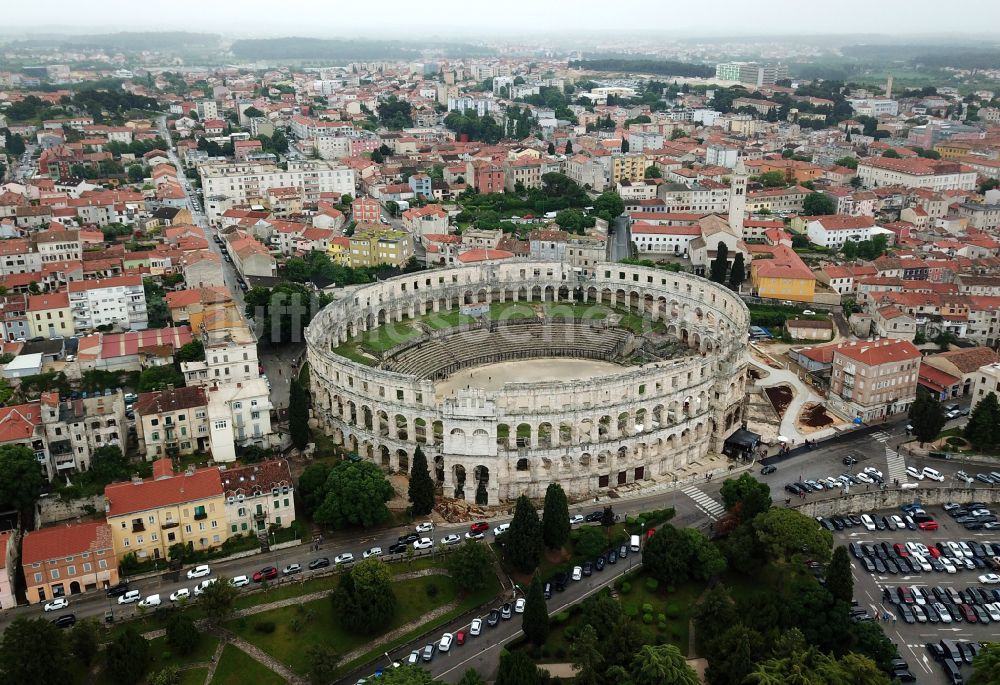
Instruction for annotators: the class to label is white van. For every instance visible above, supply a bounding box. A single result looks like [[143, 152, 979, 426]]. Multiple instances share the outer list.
[[630, 534, 641, 553], [138, 594, 161, 608], [922, 467, 945, 482]]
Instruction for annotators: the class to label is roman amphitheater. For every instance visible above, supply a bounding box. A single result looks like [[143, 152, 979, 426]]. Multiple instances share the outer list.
[[304, 261, 750, 505]]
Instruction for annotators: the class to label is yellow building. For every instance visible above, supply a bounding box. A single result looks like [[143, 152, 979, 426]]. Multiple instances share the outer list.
[[347, 226, 414, 268], [612, 154, 650, 185], [27, 292, 75, 339], [750, 246, 816, 303], [328, 236, 350, 265], [104, 458, 228, 562], [933, 142, 973, 160]]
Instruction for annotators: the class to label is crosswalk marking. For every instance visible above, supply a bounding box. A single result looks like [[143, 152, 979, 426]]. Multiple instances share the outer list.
[[681, 486, 725, 520], [885, 447, 908, 484], [871, 431, 892, 443]]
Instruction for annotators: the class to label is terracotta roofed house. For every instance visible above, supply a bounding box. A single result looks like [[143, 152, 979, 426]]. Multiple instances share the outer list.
[[22, 521, 118, 603]]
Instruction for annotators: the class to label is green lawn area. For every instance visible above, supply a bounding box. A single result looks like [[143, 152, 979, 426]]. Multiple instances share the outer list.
[[423, 310, 476, 329], [489, 302, 536, 320], [359, 321, 421, 353], [331, 341, 376, 366], [618, 575, 701, 652], [228, 574, 459, 675], [147, 633, 220, 670], [179, 668, 209, 685], [210, 644, 286, 685]]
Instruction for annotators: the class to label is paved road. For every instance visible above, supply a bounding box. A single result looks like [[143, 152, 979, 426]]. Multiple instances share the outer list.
[[609, 215, 631, 262]]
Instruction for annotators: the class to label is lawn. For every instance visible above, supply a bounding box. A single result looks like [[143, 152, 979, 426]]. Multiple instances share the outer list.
[[331, 341, 376, 366], [179, 668, 209, 685], [489, 302, 536, 320], [146, 633, 220, 670], [210, 644, 286, 685], [228, 574, 459, 675], [359, 321, 421, 354]]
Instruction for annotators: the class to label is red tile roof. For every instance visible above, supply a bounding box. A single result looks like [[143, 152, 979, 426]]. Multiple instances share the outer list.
[[105, 467, 222, 517], [0, 404, 41, 443], [221, 459, 293, 497], [833, 338, 920, 366], [22, 521, 113, 565], [134, 385, 206, 417]]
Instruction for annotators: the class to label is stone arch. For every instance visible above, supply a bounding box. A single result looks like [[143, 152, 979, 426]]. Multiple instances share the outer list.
[[463, 289, 475, 304], [70, 580, 81, 595], [580, 453, 592, 467], [395, 414, 408, 440], [347, 434, 359, 453], [452, 464, 466, 498], [396, 449, 409, 471], [433, 454, 444, 483], [598, 415, 611, 439], [544, 285, 555, 301], [617, 411, 630, 435], [496, 423, 510, 448], [596, 451, 608, 466], [432, 420, 443, 445], [559, 422, 573, 445], [538, 422, 553, 448], [616, 288, 628, 307], [376, 409, 389, 437], [379, 445, 390, 469], [450, 427, 466, 452], [473, 465, 490, 505], [414, 417, 427, 443], [377, 308, 388, 325], [579, 419, 594, 444], [635, 408, 648, 432], [361, 405, 373, 431], [516, 422, 532, 448], [516, 457, 529, 471], [477, 287, 488, 303], [531, 285, 542, 302], [471, 429, 489, 453]]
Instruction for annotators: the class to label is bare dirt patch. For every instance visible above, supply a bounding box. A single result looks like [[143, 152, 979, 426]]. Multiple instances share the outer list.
[[764, 384, 793, 418], [800, 403, 834, 428]]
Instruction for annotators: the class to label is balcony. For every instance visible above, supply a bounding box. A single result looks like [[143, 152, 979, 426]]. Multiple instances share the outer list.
[[253, 511, 266, 521], [194, 512, 208, 521], [131, 522, 145, 533], [162, 521, 179, 529]]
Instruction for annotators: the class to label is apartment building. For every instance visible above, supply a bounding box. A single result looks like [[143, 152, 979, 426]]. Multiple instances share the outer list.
[[829, 338, 920, 422], [40, 390, 127, 479], [22, 521, 118, 604], [715, 61, 788, 87], [612, 154, 651, 185], [104, 458, 227, 562], [503, 158, 544, 191], [181, 326, 260, 388], [347, 226, 414, 268], [857, 158, 977, 191], [225, 233, 277, 279], [200, 160, 356, 225], [134, 386, 210, 459], [352, 197, 382, 224], [402, 205, 449, 239], [27, 292, 75, 339], [804, 215, 881, 249], [656, 182, 731, 214], [0, 240, 43, 275], [0, 530, 15, 609], [221, 460, 296, 537], [33, 228, 82, 263], [68, 274, 148, 332], [206, 378, 273, 463]]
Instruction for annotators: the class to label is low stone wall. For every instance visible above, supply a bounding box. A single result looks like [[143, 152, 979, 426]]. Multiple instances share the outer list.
[[791, 486, 1000, 518], [35, 494, 105, 527]]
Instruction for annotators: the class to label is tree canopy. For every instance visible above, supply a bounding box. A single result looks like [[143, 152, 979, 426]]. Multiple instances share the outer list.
[[752, 508, 832, 564], [541, 483, 570, 550], [719, 473, 772, 523], [909, 390, 946, 445], [504, 494, 543, 573], [334, 557, 397, 634], [802, 192, 836, 216], [643, 525, 726, 585], [314, 460, 395, 529], [288, 376, 310, 450], [0, 444, 45, 518], [446, 540, 494, 592], [965, 392, 1000, 451], [408, 445, 436, 516]]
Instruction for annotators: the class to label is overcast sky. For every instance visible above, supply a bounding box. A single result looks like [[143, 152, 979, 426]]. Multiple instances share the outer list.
[[4, 0, 1000, 37]]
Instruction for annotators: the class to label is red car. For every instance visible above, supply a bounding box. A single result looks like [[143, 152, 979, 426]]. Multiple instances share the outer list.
[[917, 520, 939, 531], [469, 522, 489, 534], [253, 566, 278, 582], [455, 630, 466, 645], [929, 546, 942, 558]]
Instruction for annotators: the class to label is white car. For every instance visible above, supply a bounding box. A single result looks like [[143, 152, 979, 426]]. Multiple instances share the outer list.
[[572, 566, 582, 581], [43, 597, 69, 612], [921, 467, 944, 482], [912, 554, 932, 572], [186, 564, 211, 579], [940, 558, 957, 574], [465, 531, 485, 540], [194, 578, 218, 595], [934, 602, 952, 624], [955, 471, 974, 484], [985, 603, 1000, 622], [118, 590, 141, 605], [416, 522, 434, 534], [283, 563, 302, 575], [363, 547, 383, 559], [958, 542, 974, 559], [864, 467, 883, 479], [855, 472, 873, 484], [169, 588, 190, 602], [891, 515, 905, 530], [569, 514, 584, 525], [439, 632, 454, 652], [979, 573, 1000, 584], [231, 575, 251, 588], [441, 534, 462, 545], [493, 523, 510, 537], [413, 537, 433, 550], [802, 310, 816, 315], [334, 553, 355, 565], [139, 594, 161, 608], [860, 514, 876, 531], [905, 466, 924, 480], [470, 617, 482, 636], [406, 650, 421, 666], [514, 597, 526, 613]]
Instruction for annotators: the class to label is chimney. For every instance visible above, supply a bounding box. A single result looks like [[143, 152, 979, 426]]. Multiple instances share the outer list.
[[131, 474, 143, 485]]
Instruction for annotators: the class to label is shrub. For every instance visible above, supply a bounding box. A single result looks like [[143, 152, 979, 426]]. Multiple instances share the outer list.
[[658, 621, 667, 630], [642, 603, 654, 615], [253, 621, 275, 633], [645, 577, 659, 592], [667, 585, 676, 594], [426, 582, 438, 598], [290, 618, 302, 633], [643, 612, 653, 624], [541, 646, 551, 658], [620, 581, 632, 594], [666, 602, 680, 619], [555, 647, 567, 659], [624, 603, 639, 618], [554, 611, 571, 624], [657, 613, 666, 624]]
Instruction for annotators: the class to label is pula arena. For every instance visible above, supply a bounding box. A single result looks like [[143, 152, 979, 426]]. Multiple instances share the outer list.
[[305, 261, 750, 505]]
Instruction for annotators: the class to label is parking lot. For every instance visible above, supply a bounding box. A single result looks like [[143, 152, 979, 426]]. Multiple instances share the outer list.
[[830, 500, 1000, 684]]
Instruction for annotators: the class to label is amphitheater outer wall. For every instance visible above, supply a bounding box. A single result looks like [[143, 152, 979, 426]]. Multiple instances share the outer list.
[[304, 261, 750, 504]]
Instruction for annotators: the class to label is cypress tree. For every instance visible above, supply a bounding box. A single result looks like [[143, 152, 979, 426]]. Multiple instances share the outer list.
[[541, 483, 570, 550], [506, 495, 543, 573], [522, 575, 550, 645], [407, 446, 436, 516]]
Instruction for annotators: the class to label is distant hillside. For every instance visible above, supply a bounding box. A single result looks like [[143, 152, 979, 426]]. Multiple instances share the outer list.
[[230, 37, 494, 61], [569, 58, 714, 78], [64, 32, 220, 50]]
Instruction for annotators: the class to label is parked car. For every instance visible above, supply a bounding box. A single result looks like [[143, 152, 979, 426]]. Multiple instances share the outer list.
[[138, 594, 161, 608], [253, 566, 279, 582], [584, 511, 604, 522], [105, 582, 130, 598], [421, 643, 435, 662], [514, 598, 526, 613], [186, 564, 211, 579], [760, 464, 777, 475], [334, 553, 355, 565], [438, 633, 454, 652], [442, 534, 462, 546], [43, 597, 69, 612], [406, 650, 420, 666], [469, 618, 482, 636], [308, 557, 330, 570], [170, 588, 191, 602], [363, 547, 383, 559], [230, 576, 251, 588], [572, 566, 583, 581], [416, 522, 434, 534], [398, 533, 419, 545], [465, 531, 485, 540], [469, 522, 489, 534], [493, 524, 510, 537], [569, 514, 584, 525], [501, 603, 512, 619], [388, 542, 408, 554], [486, 609, 501, 627], [51, 614, 76, 628], [413, 537, 433, 550], [118, 590, 141, 605], [283, 563, 302, 576]]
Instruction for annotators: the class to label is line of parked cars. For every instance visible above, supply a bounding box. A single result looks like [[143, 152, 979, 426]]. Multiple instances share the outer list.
[[927, 639, 983, 685], [885, 581, 1000, 625]]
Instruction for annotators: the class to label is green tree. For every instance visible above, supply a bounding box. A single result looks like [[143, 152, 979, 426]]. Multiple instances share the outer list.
[[728, 252, 745, 291], [965, 392, 1000, 450], [408, 445, 436, 516], [504, 494, 543, 573], [127, 164, 145, 184], [89, 445, 130, 485], [541, 482, 570, 550], [457, 669, 486, 685], [753, 508, 832, 564], [826, 545, 853, 603], [643, 525, 725, 585], [705, 624, 764, 685], [522, 575, 550, 645], [709, 241, 729, 284], [137, 365, 184, 393], [0, 444, 45, 519], [314, 460, 394, 529], [176, 339, 205, 362], [644, 165, 662, 178], [573, 525, 609, 560], [968, 641, 1000, 685], [105, 627, 150, 685], [572, 623, 606, 685], [934, 331, 957, 351], [298, 463, 332, 516], [547, 142, 555, 155], [719, 473, 772, 522], [756, 170, 786, 188], [496, 650, 543, 685], [909, 390, 946, 446], [69, 618, 101, 667], [849, 620, 897, 671], [335, 557, 397, 634], [802, 192, 836, 216], [882, 149, 901, 158], [833, 156, 858, 169], [593, 191, 625, 222], [376, 665, 438, 684], [149, 666, 180, 685], [564, 140, 573, 154], [446, 540, 495, 592], [165, 613, 199, 656], [555, 208, 586, 234], [198, 575, 239, 625], [841, 240, 859, 260], [630, 644, 698, 685], [307, 644, 339, 685], [288, 377, 310, 450], [0, 618, 71, 685]]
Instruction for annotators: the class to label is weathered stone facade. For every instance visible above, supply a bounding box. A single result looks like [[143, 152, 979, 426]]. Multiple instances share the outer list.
[[304, 261, 750, 504]]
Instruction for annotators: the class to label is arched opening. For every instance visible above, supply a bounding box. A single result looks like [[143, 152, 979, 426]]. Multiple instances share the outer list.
[[396, 449, 409, 472], [414, 418, 427, 443], [538, 422, 552, 448], [379, 445, 390, 469], [362, 406, 373, 431], [598, 415, 611, 439], [452, 464, 466, 498], [432, 420, 443, 445], [617, 411, 630, 435], [559, 422, 573, 445], [70, 581, 81, 595], [434, 454, 444, 484], [473, 465, 490, 505], [496, 423, 510, 448], [579, 419, 594, 444], [516, 457, 529, 471], [635, 408, 647, 432], [395, 414, 408, 441], [376, 410, 389, 437], [516, 422, 531, 448]]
